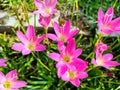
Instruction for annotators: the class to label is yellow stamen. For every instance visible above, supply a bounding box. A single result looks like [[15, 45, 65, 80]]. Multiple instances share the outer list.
[[3, 80, 11, 88], [68, 70, 75, 79], [63, 55, 70, 63], [27, 43, 35, 51]]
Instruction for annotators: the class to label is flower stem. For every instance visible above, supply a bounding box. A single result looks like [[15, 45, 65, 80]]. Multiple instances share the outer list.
[[95, 33, 103, 46], [112, 0, 118, 9], [45, 27, 48, 34], [85, 52, 94, 60], [32, 52, 50, 71], [86, 65, 97, 72]]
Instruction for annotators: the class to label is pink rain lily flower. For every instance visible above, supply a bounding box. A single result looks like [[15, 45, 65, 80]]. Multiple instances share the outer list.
[[34, 0, 57, 28], [0, 59, 7, 67], [48, 39, 88, 78], [34, 0, 57, 17], [61, 65, 88, 87], [38, 14, 52, 28], [12, 25, 46, 55], [92, 52, 120, 70], [95, 41, 109, 53], [47, 20, 78, 42], [98, 7, 120, 34], [0, 69, 27, 89]]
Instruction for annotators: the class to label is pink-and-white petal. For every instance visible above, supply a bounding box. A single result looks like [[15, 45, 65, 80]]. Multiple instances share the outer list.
[[57, 41, 65, 53], [12, 43, 24, 51], [22, 49, 31, 55], [111, 17, 120, 32], [36, 34, 46, 43], [35, 45, 46, 51], [57, 64, 68, 78], [77, 72, 88, 79], [105, 61, 120, 67], [91, 58, 97, 65], [104, 7, 113, 23], [11, 81, 27, 88], [63, 20, 70, 36], [98, 8, 104, 21], [26, 25, 35, 40], [54, 22, 61, 35], [0, 59, 7, 67], [34, 0, 43, 9], [69, 30, 78, 39], [47, 34, 57, 41], [17, 31, 27, 44], [39, 15, 52, 27], [65, 39, 76, 55], [6, 70, 17, 80], [48, 53, 60, 62], [73, 49, 82, 57], [70, 78, 80, 87], [103, 53, 113, 61], [0, 72, 5, 83]]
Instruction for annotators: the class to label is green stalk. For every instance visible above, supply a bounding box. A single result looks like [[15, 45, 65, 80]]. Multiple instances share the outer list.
[[85, 52, 94, 60], [86, 65, 97, 72], [112, 0, 118, 9], [32, 52, 50, 71]]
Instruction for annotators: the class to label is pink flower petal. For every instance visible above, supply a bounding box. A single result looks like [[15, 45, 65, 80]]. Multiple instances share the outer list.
[[34, 0, 43, 9], [71, 58, 88, 71], [39, 15, 52, 27], [12, 81, 27, 88], [45, 0, 57, 8], [98, 8, 104, 21], [65, 39, 75, 55], [73, 49, 82, 57], [57, 41, 65, 53], [57, 64, 68, 78], [47, 34, 57, 41], [103, 64, 111, 70], [0, 72, 5, 83], [0, 59, 7, 67], [54, 21, 61, 35], [70, 78, 80, 87], [77, 72, 88, 79], [17, 31, 27, 44], [104, 7, 113, 22], [36, 34, 46, 43], [26, 25, 35, 40], [35, 45, 46, 51], [69, 30, 78, 39], [6, 70, 17, 80], [12, 43, 24, 51], [91, 58, 97, 65], [103, 53, 113, 61], [105, 61, 120, 67], [22, 49, 31, 55], [111, 17, 120, 32], [63, 20, 70, 36], [48, 53, 60, 62]]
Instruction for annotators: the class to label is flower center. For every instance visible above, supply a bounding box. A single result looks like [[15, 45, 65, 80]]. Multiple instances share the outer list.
[[96, 57, 104, 65], [27, 43, 35, 51], [63, 55, 70, 63], [68, 70, 75, 79], [45, 9, 50, 14], [58, 34, 66, 42], [3, 80, 11, 88], [102, 24, 112, 31]]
